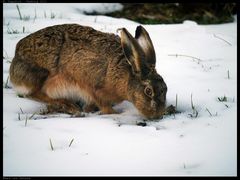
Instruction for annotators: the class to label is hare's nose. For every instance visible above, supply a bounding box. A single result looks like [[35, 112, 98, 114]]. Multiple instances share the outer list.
[[151, 100, 157, 109], [159, 94, 166, 104]]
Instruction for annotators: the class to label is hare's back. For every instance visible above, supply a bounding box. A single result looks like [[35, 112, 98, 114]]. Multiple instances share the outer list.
[[15, 24, 72, 70], [15, 24, 121, 70]]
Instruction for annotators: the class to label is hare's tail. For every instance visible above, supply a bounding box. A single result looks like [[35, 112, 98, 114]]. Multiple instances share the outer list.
[[9, 57, 49, 96]]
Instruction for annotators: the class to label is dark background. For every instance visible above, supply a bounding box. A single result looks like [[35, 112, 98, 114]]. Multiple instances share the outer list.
[[3, 1, 237, 24]]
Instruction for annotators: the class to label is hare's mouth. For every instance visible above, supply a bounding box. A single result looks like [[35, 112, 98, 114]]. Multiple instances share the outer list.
[[139, 106, 166, 120], [144, 105, 178, 119]]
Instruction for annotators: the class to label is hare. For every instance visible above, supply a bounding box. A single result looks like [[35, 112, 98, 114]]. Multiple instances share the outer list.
[[9, 24, 169, 119]]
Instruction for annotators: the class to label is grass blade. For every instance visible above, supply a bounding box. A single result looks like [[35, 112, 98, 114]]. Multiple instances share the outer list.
[[25, 115, 28, 127], [49, 138, 54, 151], [16, 4, 22, 20], [69, 138, 74, 147], [206, 108, 212, 116], [191, 93, 194, 110], [175, 94, 178, 110]]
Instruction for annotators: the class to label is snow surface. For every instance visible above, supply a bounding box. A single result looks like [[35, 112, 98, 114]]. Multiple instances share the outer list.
[[3, 3, 237, 176]]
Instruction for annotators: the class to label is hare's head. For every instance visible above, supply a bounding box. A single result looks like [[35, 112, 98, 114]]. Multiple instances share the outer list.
[[120, 26, 167, 119]]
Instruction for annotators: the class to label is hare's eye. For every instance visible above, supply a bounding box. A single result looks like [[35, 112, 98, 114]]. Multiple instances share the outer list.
[[144, 87, 153, 97]]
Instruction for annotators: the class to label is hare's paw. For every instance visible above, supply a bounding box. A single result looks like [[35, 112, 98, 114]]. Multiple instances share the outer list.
[[71, 112, 85, 118], [42, 101, 82, 116], [83, 103, 99, 113]]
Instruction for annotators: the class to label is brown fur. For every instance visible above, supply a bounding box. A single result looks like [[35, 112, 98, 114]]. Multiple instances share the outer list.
[[9, 24, 167, 119]]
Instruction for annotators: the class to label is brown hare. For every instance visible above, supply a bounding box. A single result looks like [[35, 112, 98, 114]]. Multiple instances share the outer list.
[[10, 24, 170, 119]]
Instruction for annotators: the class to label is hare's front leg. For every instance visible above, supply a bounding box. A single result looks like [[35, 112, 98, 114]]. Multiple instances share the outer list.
[[100, 106, 118, 114], [94, 101, 118, 114], [93, 91, 119, 115]]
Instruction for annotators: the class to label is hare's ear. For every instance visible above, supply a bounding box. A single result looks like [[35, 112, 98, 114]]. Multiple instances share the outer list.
[[120, 28, 145, 75], [135, 25, 156, 68]]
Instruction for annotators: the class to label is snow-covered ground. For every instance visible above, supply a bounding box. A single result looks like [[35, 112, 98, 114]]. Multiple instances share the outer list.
[[3, 3, 237, 176]]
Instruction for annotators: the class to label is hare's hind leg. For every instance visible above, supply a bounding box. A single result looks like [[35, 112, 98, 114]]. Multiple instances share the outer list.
[[26, 92, 83, 116], [9, 57, 49, 97], [10, 57, 82, 116]]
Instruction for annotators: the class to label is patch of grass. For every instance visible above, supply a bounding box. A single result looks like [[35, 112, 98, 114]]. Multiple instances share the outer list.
[[50, 12, 56, 19], [217, 95, 229, 108], [3, 76, 11, 89], [16, 4, 31, 21], [102, 3, 236, 24], [224, 104, 229, 108], [43, 11, 57, 19], [3, 49, 9, 59], [7, 27, 20, 34], [188, 111, 198, 118], [206, 108, 218, 117], [218, 95, 227, 102], [136, 121, 147, 127], [6, 60, 12, 63], [17, 108, 37, 126], [164, 105, 178, 117], [3, 49, 12, 63], [29, 112, 37, 120]]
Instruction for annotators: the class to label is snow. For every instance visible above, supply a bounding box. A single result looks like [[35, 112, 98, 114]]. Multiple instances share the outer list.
[[3, 3, 237, 176]]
